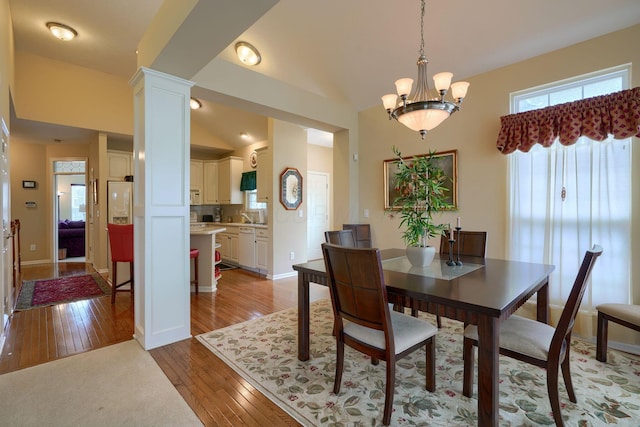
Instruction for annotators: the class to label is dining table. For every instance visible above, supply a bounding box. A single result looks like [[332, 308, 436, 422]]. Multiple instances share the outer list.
[[292, 249, 555, 427]]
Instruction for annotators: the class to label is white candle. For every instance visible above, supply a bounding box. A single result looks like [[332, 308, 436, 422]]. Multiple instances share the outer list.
[[450, 228, 454, 240], [457, 217, 461, 228]]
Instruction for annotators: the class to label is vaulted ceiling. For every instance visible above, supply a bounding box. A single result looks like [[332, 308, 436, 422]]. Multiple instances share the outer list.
[[9, 0, 640, 151]]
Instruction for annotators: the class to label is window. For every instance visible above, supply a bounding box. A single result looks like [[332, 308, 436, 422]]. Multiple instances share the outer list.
[[70, 184, 86, 221], [245, 190, 266, 211], [509, 66, 631, 314]]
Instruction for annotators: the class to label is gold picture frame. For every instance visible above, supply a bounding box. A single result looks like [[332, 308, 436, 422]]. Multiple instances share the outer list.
[[383, 149, 458, 210]]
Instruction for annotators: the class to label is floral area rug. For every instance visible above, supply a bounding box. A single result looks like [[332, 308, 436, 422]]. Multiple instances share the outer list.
[[197, 299, 640, 426], [15, 273, 111, 310]]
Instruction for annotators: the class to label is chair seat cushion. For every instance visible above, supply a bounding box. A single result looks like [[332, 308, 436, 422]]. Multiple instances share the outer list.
[[344, 310, 437, 354], [596, 304, 640, 325], [464, 315, 555, 361]]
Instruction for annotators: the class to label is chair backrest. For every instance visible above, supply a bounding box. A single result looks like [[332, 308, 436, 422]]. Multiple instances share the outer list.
[[550, 245, 603, 352], [325, 229, 357, 247], [107, 223, 134, 263], [439, 230, 487, 258], [321, 243, 392, 336], [342, 224, 372, 248]]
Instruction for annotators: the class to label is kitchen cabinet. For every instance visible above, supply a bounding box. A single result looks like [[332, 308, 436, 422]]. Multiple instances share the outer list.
[[203, 161, 219, 204], [190, 160, 203, 191], [256, 147, 271, 203], [218, 226, 239, 263], [218, 157, 243, 204], [107, 150, 132, 180], [256, 228, 268, 271]]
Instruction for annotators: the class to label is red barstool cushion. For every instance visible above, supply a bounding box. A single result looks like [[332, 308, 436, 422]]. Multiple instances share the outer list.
[[190, 248, 199, 258]]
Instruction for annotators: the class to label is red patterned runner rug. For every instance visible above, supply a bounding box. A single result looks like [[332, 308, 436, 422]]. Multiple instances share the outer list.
[[15, 273, 112, 310]]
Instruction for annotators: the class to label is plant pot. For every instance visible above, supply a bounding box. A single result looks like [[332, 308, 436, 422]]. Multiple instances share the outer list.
[[406, 245, 436, 267]]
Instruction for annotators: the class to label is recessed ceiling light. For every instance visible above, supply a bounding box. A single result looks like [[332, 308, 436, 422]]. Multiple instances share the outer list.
[[240, 132, 249, 139], [46, 22, 77, 41], [190, 98, 202, 110], [235, 42, 261, 66]]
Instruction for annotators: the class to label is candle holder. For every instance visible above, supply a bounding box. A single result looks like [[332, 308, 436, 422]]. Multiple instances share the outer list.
[[447, 238, 457, 266], [455, 226, 463, 266]]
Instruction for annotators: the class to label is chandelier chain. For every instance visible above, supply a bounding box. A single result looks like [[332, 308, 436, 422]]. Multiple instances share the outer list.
[[419, 0, 425, 56]]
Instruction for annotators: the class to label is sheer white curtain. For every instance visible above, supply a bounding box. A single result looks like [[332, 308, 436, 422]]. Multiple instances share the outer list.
[[509, 136, 631, 317]]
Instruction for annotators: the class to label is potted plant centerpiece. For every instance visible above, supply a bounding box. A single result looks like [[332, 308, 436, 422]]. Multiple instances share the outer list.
[[389, 146, 452, 266]]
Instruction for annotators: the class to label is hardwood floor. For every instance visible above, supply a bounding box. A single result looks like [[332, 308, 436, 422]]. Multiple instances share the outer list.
[[0, 263, 326, 426]]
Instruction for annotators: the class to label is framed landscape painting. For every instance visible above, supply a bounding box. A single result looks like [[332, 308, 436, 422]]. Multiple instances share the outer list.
[[383, 149, 458, 210]]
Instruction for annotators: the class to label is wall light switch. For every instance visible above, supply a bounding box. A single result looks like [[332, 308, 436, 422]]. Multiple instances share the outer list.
[[298, 209, 303, 218], [363, 208, 369, 218]]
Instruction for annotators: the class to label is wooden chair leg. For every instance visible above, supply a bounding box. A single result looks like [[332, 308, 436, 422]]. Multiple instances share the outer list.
[[436, 315, 442, 328], [425, 336, 435, 392], [462, 337, 474, 397], [561, 352, 576, 403], [333, 337, 344, 394], [382, 356, 395, 425], [596, 312, 609, 362], [546, 358, 563, 427]]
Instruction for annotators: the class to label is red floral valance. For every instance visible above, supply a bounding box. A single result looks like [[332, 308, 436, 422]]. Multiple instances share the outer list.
[[496, 87, 640, 154]]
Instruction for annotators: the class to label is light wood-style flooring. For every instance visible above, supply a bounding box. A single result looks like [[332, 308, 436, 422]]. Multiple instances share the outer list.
[[0, 263, 319, 426]]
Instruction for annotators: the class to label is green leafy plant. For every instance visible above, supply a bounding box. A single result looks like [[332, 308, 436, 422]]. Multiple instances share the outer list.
[[389, 146, 452, 247]]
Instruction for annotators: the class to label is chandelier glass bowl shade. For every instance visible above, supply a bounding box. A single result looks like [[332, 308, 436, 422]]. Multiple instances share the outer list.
[[382, 0, 469, 139]]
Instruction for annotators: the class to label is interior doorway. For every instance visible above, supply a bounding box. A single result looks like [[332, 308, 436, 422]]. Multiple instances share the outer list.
[[306, 171, 330, 260], [53, 160, 87, 263]]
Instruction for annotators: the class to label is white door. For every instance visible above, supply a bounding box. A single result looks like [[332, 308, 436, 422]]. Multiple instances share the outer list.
[[307, 172, 329, 260], [1, 118, 13, 335]]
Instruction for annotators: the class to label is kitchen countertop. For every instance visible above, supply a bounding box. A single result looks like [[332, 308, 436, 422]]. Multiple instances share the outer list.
[[190, 222, 268, 229], [189, 226, 227, 236]]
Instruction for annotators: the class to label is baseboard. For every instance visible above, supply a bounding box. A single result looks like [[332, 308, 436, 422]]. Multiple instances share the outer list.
[[271, 271, 297, 280], [20, 259, 53, 266]]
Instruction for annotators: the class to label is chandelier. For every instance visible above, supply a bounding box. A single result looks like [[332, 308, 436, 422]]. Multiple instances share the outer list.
[[382, 0, 469, 139]]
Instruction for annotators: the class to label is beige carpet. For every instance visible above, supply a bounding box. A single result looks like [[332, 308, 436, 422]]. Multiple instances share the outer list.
[[0, 340, 202, 426]]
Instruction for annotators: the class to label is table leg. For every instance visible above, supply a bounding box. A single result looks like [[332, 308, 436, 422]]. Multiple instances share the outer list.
[[536, 279, 549, 324], [298, 273, 310, 361], [476, 314, 499, 427]]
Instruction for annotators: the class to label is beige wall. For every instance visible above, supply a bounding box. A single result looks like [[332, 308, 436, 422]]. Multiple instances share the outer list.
[[270, 119, 307, 277], [0, 0, 13, 124]]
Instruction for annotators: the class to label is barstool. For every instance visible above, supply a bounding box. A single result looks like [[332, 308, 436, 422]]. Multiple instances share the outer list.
[[190, 248, 199, 294], [107, 223, 134, 304]]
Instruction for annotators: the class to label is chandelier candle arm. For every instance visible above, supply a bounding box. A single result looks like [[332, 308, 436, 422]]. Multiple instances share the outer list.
[[381, 0, 470, 139]]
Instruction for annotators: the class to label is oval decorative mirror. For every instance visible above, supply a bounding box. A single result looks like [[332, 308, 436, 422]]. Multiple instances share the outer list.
[[279, 167, 302, 210]]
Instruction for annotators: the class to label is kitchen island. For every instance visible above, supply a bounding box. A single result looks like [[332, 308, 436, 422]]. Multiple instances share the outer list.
[[190, 225, 226, 292]]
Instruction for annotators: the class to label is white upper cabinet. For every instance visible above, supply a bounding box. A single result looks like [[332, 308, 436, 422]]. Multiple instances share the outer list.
[[107, 151, 132, 181], [203, 161, 219, 204], [256, 147, 271, 203], [218, 157, 243, 205], [190, 160, 203, 191]]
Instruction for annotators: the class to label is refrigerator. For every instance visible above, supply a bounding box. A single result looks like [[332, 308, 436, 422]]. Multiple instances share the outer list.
[[107, 181, 132, 224]]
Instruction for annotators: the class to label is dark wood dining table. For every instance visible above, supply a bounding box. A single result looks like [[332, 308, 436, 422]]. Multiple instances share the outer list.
[[292, 249, 555, 427]]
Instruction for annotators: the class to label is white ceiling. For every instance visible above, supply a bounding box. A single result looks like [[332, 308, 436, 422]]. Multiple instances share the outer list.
[[9, 0, 640, 151]]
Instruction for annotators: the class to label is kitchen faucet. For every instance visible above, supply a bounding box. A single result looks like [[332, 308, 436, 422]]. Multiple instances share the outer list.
[[241, 212, 254, 224]]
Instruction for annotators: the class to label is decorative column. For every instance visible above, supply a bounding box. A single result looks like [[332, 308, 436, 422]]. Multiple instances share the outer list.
[[129, 67, 193, 349]]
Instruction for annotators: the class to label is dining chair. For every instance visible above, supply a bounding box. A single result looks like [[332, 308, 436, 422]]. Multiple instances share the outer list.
[[342, 223, 372, 248], [439, 230, 487, 258], [595, 303, 640, 362], [324, 229, 357, 247], [462, 245, 602, 427], [321, 243, 437, 426], [107, 223, 134, 304]]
